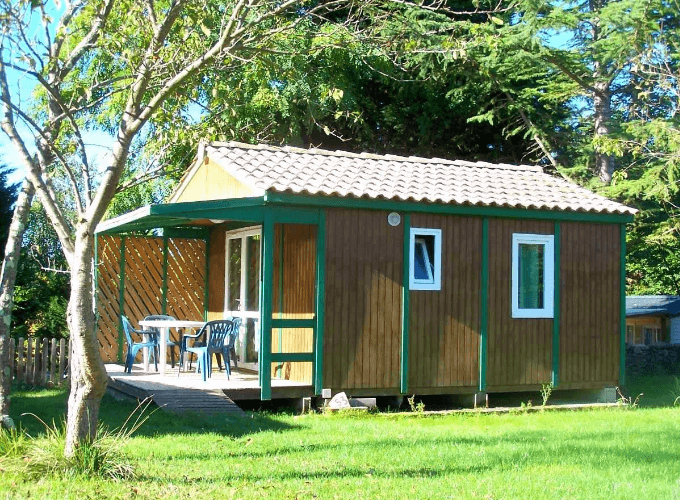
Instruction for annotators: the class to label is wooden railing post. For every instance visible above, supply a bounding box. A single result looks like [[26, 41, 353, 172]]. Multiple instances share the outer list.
[[8, 337, 15, 383], [17, 338, 24, 383], [26, 338, 33, 385], [59, 339, 67, 386], [41, 338, 48, 386], [32, 338, 40, 385], [50, 339, 57, 386]]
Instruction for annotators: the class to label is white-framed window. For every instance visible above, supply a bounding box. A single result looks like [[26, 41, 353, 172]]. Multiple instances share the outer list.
[[409, 228, 442, 291], [512, 233, 554, 318], [643, 326, 662, 345]]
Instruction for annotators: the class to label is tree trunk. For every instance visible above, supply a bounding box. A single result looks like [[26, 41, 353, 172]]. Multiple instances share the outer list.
[[593, 81, 614, 184], [0, 335, 13, 430], [0, 178, 35, 429], [64, 225, 108, 456]]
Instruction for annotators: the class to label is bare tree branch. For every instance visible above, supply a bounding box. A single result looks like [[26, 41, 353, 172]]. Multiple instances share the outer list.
[[0, 54, 75, 260]]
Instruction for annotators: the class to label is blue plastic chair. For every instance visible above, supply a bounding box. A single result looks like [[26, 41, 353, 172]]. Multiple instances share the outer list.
[[121, 316, 158, 373], [212, 317, 242, 372], [143, 315, 179, 368], [179, 320, 236, 381]]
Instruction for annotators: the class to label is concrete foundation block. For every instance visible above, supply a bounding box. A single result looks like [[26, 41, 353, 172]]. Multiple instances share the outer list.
[[599, 387, 617, 404]]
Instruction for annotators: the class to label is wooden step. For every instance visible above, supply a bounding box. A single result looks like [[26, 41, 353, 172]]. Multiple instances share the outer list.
[[149, 388, 244, 415]]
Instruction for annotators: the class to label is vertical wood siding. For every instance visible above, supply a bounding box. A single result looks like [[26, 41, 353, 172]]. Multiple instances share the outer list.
[[560, 222, 620, 385], [323, 209, 403, 390], [408, 214, 481, 390], [271, 224, 316, 383], [207, 228, 227, 321], [486, 219, 553, 388]]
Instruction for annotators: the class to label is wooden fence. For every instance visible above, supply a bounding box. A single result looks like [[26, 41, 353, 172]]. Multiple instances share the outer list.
[[5, 336, 70, 387]]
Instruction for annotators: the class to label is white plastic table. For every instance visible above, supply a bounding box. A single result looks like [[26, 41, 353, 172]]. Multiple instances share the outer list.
[[138, 319, 206, 376]]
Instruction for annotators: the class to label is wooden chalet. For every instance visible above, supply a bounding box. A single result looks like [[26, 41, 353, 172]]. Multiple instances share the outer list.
[[96, 142, 636, 401]]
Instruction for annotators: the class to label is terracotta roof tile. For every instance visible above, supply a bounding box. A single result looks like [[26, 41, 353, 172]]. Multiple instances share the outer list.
[[204, 142, 636, 215]]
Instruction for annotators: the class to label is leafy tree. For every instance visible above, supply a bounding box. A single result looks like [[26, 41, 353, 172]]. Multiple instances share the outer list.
[[0, 0, 374, 453], [144, 1, 549, 174]]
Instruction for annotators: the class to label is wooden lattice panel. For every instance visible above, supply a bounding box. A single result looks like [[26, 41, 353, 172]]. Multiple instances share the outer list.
[[96, 234, 207, 362], [123, 237, 164, 327], [167, 238, 206, 322], [96, 235, 123, 362]]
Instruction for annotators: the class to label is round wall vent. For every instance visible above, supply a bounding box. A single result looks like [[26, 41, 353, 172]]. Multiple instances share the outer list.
[[387, 212, 401, 227]]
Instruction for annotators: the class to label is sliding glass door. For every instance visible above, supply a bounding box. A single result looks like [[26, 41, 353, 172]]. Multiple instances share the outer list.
[[224, 226, 261, 372]]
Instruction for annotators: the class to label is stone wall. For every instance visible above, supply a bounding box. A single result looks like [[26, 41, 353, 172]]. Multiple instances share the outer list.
[[626, 344, 680, 376]]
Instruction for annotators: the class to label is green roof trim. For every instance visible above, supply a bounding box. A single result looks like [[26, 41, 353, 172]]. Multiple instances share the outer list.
[[95, 197, 268, 234], [265, 192, 635, 224]]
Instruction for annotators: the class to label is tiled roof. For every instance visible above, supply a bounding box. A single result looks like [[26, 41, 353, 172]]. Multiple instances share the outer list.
[[626, 296, 680, 317], [203, 142, 636, 215]]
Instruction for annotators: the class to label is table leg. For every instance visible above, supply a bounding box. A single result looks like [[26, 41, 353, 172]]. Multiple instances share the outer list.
[[159, 327, 167, 376], [143, 334, 150, 372]]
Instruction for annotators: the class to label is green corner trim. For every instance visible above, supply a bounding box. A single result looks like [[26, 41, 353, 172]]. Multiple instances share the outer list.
[[161, 237, 168, 316], [552, 222, 561, 387], [265, 193, 635, 224], [479, 218, 489, 392], [401, 214, 411, 394], [260, 213, 275, 401], [118, 236, 127, 363], [314, 209, 326, 395], [620, 224, 627, 386], [203, 233, 210, 321]]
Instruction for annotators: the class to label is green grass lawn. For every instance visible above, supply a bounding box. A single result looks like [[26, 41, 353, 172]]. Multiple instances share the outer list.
[[3, 377, 680, 500]]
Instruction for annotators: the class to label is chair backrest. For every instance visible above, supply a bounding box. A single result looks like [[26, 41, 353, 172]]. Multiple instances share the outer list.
[[225, 317, 242, 349], [120, 316, 135, 345], [143, 315, 176, 334], [204, 320, 235, 350]]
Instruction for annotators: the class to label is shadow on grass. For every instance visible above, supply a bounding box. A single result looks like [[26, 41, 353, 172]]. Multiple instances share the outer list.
[[11, 385, 298, 439]]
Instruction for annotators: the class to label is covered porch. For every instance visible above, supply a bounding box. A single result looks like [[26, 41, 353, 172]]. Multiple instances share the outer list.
[[95, 196, 326, 400]]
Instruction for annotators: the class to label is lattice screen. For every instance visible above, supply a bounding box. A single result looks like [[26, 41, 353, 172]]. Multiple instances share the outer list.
[[96, 234, 207, 362]]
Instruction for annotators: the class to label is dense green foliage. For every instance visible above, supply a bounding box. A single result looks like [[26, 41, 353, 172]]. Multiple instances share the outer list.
[[2, 375, 680, 499], [10, 205, 69, 339]]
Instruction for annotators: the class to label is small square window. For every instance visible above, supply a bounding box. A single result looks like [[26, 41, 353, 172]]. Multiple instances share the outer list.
[[409, 228, 441, 290], [512, 233, 554, 318]]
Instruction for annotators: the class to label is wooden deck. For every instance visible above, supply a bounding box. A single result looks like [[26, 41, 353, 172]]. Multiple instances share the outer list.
[[106, 364, 315, 403]]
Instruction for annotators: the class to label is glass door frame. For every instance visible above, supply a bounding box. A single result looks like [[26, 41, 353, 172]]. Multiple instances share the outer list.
[[224, 225, 262, 372]]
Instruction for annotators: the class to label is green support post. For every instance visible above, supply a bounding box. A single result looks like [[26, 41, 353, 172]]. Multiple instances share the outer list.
[[161, 236, 168, 315], [314, 209, 326, 395], [400, 214, 411, 394], [479, 218, 489, 392], [118, 236, 127, 363], [260, 213, 275, 400], [620, 224, 627, 386], [552, 222, 561, 387], [277, 227, 284, 379]]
